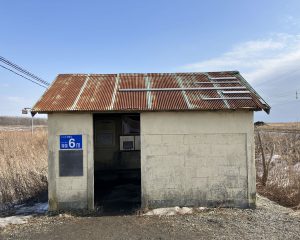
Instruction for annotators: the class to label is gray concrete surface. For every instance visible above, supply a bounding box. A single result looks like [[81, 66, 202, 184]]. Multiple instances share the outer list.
[[47, 113, 94, 211], [47, 111, 255, 211], [141, 111, 255, 208]]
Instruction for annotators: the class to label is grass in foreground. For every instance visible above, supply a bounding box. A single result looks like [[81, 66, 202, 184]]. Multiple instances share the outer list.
[[0, 129, 47, 207]]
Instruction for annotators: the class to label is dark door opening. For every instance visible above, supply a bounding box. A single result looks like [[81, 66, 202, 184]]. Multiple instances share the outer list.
[[93, 113, 141, 215]]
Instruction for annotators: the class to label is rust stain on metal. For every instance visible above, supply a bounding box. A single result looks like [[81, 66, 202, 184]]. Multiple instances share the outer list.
[[114, 74, 147, 110], [76, 74, 117, 111], [32, 71, 270, 113]]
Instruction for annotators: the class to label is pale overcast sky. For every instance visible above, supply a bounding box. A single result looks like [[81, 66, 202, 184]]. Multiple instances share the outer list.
[[1, 1, 300, 122]]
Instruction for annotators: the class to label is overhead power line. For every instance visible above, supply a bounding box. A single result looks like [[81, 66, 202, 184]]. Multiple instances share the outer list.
[[270, 88, 300, 98], [271, 100, 298, 107], [0, 64, 47, 88], [255, 68, 300, 88], [0, 56, 50, 86]]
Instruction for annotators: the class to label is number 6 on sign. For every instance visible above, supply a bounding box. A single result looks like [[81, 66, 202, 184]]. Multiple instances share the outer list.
[[69, 138, 76, 148], [60, 135, 82, 149]]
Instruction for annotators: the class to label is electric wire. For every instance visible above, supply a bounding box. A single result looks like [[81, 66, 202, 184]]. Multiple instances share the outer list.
[[0, 64, 47, 88], [0, 56, 50, 86], [255, 67, 300, 88], [270, 99, 299, 107]]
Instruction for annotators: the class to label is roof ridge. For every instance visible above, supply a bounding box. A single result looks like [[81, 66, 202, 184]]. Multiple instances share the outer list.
[[56, 71, 240, 76]]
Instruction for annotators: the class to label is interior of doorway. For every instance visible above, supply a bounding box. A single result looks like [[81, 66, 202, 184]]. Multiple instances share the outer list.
[[93, 113, 141, 215]]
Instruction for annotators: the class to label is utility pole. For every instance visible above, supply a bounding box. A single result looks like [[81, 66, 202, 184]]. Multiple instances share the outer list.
[[22, 107, 33, 135], [297, 91, 299, 130]]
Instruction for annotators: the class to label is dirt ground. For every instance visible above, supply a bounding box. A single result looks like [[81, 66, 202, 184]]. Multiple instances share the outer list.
[[1, 196, 300, 240]]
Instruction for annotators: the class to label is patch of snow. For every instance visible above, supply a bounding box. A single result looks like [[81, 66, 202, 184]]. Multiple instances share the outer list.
[[180, 207, 193, 214], [15, 202, 48, 215], [0, 215, 31, 228], [144, 206, 194, 216], [198, 207, 208, 211], [0, 202, 48, 229], [14, 203, 26, 208]]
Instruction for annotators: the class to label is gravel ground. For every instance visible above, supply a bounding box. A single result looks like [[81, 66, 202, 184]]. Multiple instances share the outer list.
[[1, 195, 299, 240]]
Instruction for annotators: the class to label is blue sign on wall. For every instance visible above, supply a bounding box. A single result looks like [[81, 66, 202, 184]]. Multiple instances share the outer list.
[[60, 135, 82, 149]]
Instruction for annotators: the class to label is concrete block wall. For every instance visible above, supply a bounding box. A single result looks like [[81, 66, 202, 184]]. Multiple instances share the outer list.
[[141, 111, 255, 209], [47, 113, 94, 211]]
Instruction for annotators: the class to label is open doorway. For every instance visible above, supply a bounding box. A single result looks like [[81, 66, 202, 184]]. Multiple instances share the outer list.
[[93, 113, 141, 215]]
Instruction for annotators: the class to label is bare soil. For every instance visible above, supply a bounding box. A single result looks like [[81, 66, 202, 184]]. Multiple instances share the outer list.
[[1, 196, 300, 240]]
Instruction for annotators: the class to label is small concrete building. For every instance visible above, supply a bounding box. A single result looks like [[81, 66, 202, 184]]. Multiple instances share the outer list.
[[32, 71, 270, 211]]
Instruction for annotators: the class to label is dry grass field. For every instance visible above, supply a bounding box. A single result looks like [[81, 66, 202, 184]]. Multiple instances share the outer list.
[[255, 122, 300, 208], [0, 128, 48, 208], [257, 122, 300, 132], [0, 116, 47, 127]]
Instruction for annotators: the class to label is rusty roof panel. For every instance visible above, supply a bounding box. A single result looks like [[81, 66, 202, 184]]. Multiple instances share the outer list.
[[32, 71, 270, 113], [33, 74, 86, 112], [183, 73, 227, 110], [75, 74, 117, 111], [114, 74, 147, 110], [150, 74, 188, 110]]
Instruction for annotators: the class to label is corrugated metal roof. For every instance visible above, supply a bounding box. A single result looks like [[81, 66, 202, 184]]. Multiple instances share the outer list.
[[32, 71, 270, 114]]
